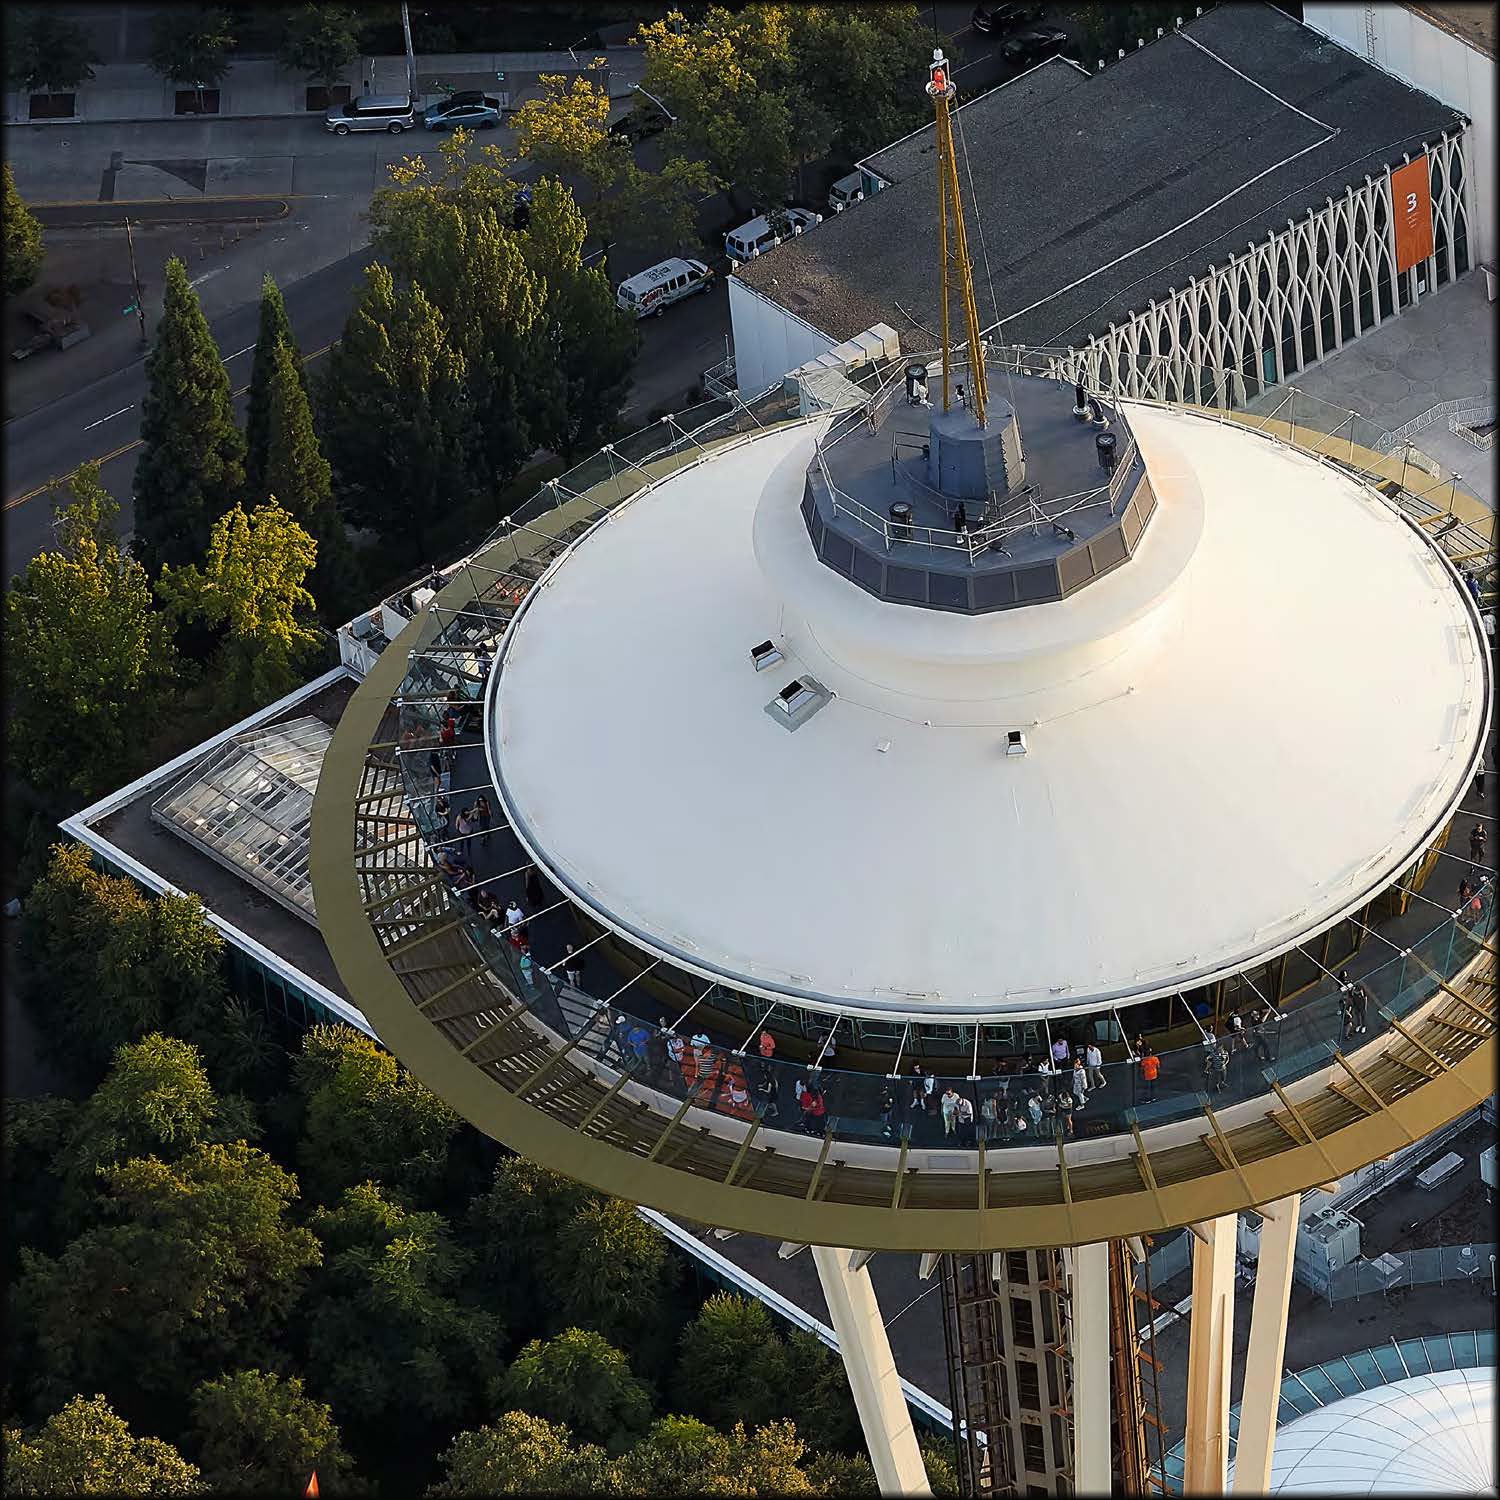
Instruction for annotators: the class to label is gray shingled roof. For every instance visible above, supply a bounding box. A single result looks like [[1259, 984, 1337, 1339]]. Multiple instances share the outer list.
[[735, 2, 1465, 351]]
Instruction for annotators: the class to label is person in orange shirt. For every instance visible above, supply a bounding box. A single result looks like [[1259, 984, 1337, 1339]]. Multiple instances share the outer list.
[[758, 1030, 776, 1059], [1139, 1046, 1160, 1103]]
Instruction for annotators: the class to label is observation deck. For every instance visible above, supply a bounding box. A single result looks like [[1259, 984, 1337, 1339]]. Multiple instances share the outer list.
[[310, 381, 1495, 1253], [805, 361, 1151, 613]]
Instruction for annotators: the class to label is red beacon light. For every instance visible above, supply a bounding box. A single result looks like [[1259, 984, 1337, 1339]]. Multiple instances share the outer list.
[[927, 48, 952, 96]]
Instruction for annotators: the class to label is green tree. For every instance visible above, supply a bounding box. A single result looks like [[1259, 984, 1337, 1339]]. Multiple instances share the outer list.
[[3, 161, 44, 295], [1076, 4, 1183, 64], [188, 1369, 355, 1493], [512, 69, 713, 267], [149, 7, 235, 113], [805, 1451, 880, 1495], [157, 500, 323, 714], [243, 273, 307, 504], [920, 1438, 959, 1497], [13, 1143, 320, 1410], [428, 1411, 611, 1496], [18, 845, 229, 1082], [4, 466, 179, 798], [277, 4, 361, 88], [502, 1329, 654, 1454], [290, 1022, 460, 1209], [262, 339, 357, 617], [783, 1330, 863, 1455], [3, 7, 100, 93], [3, 1395, 203, 1496], [672, 1292, 791, 1432], [319, 264, 470, 553], [133, 257, 246, 577], [611, 1416, 817, 1495], [3, 1096, 79, 1271], [305, 1182, 501, 1428], [637, 6, 929, 209], [468, 1157, 677, 1351], [516, 179, 640, 461], [53, 1032, 259, 1236]]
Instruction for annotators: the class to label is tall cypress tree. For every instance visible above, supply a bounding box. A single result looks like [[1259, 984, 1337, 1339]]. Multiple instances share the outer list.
[[244, 273, 307, 504], [262, 339, 356, 618], [132, 257, 245, 576]]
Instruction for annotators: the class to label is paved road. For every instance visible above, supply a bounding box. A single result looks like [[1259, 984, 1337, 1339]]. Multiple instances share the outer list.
[[2, 248, 730, 579]]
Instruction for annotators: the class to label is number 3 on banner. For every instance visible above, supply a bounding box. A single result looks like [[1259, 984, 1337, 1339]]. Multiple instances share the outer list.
[[1406, 192, 1419, 214]]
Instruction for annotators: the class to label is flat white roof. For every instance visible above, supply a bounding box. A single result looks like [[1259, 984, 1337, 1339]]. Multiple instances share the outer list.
[[487, 407, 1489, 1022]]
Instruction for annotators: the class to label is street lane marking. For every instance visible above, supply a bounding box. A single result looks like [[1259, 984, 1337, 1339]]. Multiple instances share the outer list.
[[83, 405, 134, 432], [189, 266, 228, 288], [225, 343, 257, 360], [5, 340, 335, 513]]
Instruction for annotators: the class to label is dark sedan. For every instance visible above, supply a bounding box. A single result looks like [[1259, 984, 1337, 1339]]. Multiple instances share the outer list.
[[422, 92, 503, 130], [1000, 26, 1069, 64], [971, 3, 1043, 35]]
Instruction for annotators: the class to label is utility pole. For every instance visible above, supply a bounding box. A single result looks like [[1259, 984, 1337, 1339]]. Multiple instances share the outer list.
[[400, 0, 417, 105], [125, 218, 147, 346]]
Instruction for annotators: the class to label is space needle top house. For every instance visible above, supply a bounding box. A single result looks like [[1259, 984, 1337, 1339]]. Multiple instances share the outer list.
[[311, 48, 1494, 1500]]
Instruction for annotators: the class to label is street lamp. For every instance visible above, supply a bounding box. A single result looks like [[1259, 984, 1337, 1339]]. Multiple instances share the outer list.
[[631, 81, 677, 122]]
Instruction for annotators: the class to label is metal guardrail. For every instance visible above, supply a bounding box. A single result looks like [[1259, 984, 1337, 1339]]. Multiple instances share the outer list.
[[1376, 395, 1493, 453], [1323, 1243, 1497, 1304]]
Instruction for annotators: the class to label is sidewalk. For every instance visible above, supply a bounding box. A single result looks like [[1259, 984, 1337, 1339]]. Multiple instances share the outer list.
[[3, 48, 643, 128]]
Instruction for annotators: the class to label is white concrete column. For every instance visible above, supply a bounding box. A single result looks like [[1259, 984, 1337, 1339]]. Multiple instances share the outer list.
[[1069, 1239, 1112, 1495], [1231, 1193, 1301, 1495], [1183, 1213, 1238, 1495], [811, 1244, 932, 1498]]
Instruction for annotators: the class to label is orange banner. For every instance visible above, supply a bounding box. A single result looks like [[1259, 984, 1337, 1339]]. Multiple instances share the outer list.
[[1390, 156, 1433, 274]]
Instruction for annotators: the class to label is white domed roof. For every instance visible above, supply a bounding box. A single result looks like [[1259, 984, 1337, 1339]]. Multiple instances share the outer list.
[[1231, 1368, 1494, 1494]]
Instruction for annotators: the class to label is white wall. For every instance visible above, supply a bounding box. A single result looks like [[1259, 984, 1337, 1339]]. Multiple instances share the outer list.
[[727, 276, 837, 398], [1303, 3, 1495, 266]]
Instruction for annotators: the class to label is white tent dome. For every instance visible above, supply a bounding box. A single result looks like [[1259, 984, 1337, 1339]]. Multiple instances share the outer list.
[[1228, 1367, 1494, 1494]]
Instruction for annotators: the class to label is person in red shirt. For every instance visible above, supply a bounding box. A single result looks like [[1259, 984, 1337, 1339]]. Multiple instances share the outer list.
[[800, 1080, 826, 1136], [758, 1030, 776, 1059], [1139, 1047, 1160, 1103]]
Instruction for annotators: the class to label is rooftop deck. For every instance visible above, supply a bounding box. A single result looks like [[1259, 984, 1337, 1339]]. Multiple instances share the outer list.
[[806, 364, 1149, 611]]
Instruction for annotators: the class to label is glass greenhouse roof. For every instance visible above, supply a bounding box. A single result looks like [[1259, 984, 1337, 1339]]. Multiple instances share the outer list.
[[151, 717, 331, 924]]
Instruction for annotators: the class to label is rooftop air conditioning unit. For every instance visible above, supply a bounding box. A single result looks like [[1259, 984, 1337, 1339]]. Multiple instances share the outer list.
[[350, 612, 377, 639], [776, 679, 817, 716], [750, 640, 783, 671], [1006, 730, 1029, 756]]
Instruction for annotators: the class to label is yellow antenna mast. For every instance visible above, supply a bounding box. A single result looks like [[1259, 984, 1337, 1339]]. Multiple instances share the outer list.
[[926, 49, 988, 429]]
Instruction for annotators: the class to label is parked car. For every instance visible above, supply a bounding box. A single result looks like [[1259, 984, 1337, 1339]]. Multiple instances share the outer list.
[[971, 2, 1043, 35], [610, 106, 669, 144], [423, 92, 503, 130], [325, 94, 416, 135], [616, 258, 714, 318], [828, 171, 866, 214], [1000, 26, 1069, 64], [724, 207, 821, 263]]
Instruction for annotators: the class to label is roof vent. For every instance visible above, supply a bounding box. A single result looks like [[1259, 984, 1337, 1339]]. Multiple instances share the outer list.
[[750, 639, 783, 671], [1006, 730, 1029, 756], [765, 675, 831, 732]]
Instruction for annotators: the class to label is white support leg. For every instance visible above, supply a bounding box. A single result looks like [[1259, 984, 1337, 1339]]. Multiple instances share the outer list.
[[1069, 1239, 1112, 1495], [1184, 1213, 1237, 1496], [1232, 1193, 1300, 1495], [811, 1244, 933, 1498]]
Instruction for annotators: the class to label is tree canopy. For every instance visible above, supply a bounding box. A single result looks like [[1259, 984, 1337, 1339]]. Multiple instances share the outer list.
[[19, 844, 228, 1082], [501, 1328, 654, 1454], [290, 1023, 460, 1209], [4, 161, 44, 295], [428, 1410, 611, 1496], [148, 6, 235, 105], [512, 68, 713, 268], [244, 273, 307, 505], [188, 1369, 355, 1493], [156, 500, 323, 715], [4, 465, 179, 797], [4, 7, 100, 94], [3, 1395, 203, 1497], [319, 263, 470, 554], [133, 257, 246, 577], [277, 3, 362, 86], [13, 1142, 320, 1411], [304, 1181, 501, 1429], [636, 6, 930, 208]]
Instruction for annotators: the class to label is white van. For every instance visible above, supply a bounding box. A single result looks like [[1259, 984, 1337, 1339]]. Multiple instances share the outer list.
[[616, 258, 713, 318], [724, 208, 821, 263], [325, 94, 416, 134], [828, 172, 865, 213]]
